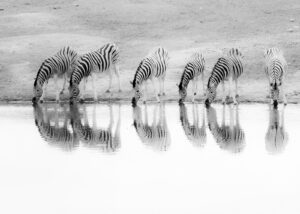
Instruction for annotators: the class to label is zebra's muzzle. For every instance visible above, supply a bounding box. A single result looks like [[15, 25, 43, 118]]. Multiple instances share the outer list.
[[205, 99, 210, 108], [131, 97, 137, 107], [32, 97, 37, 103]]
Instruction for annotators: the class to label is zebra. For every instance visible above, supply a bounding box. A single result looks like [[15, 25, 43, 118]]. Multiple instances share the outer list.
[[69, 43, 120, 103], [33, 103, 79, 151], [265, 105, 288, 154], [131, 47, 169, 106], [177, 53, 205, 103], [132, 103, 170, 151], [205, 48, 244, 106], [179, 103, 206, 147], [32, 46, 78, 103], [264, 48, 288, 107], [206, 105, 245, 153], [70, 104, 121, 152]]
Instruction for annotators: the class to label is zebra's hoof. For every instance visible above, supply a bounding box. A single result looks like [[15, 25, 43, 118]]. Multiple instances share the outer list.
[[162, 92, 166, 96], [118, 89, 122, 93], [284, 102, 287, 106], [105, 89, 111, 93], [143, 101, 146, 104], [235, 94, 239, 99]]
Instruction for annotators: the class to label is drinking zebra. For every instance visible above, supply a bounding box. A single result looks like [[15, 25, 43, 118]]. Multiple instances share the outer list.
[[265, 105, 288, 154], [70, 104, 121, 152], [177, 53, 205, 103], [69, 43, 120, 103], [264, 48, 288, 107], [33, 103, 79, 151], [179, 103, 206, 147], [206, 105, 245, 153], [205, 48, 244, 106], [131, 47, 169, 106], [32, 47, 78, 103], [132, 103, 170, 151]]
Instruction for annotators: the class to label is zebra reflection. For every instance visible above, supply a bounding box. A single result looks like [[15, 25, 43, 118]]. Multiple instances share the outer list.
[[33, 103, 79, 150], [206, 105, 245, 153], [132, 103, 170, 151], [265, 106, 288, 154], [70, 104, 121, 152], [179, 103, 206, 147]]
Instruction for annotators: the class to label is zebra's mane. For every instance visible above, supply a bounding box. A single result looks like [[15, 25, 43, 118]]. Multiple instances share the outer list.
[[132, 59, 146, 88], [34, 61, 47, 87]]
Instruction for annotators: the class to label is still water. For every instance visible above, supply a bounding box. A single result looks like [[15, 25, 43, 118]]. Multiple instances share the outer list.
[[0, 103, 299, 214]]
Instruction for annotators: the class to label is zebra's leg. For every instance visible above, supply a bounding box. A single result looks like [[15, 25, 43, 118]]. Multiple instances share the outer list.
[[79, 77, 87, 103], [113, 64, 122, 92], [159, 78, 163, 97], [221, 81, 226, 104], [162, 78, 166, 96], [54, 74, 60, 103], [235, 79, 239, 99], [230, 78, 237, 105], [40, 81, 48, 103], [143, 81, 148, 104], [60, 75, 67, 95], [91, 73, 98, 102], [192, 80, 196, 103], [202, 72, 206, 97], [151, 79, 160, 102], [106, 71, 113, 93], [281, 78, 287, 105]]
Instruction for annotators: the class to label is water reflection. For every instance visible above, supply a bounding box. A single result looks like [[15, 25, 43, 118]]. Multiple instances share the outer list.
[[70, 104, 121, 152], [33, 103, 79, 151], [265, 106, 288, 154], [206, 105, 245, 153], [132, 103, 170, 151], [179, 103, 206, 147]]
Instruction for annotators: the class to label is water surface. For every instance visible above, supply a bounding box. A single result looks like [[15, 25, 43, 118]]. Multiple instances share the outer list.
[[0, 103, 299, 214]]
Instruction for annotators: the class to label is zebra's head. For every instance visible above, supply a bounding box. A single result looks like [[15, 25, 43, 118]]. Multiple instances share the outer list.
[[270, 87, 280, 108], [132, 85, 142, 106], [177, 84, 187, 103], [32, 81, 43, 103], [205, 85, 217, 107], [69, 83, 80, 104]]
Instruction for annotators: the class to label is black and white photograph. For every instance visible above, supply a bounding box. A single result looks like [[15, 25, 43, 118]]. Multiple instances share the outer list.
[[0, 0, 300, 213]]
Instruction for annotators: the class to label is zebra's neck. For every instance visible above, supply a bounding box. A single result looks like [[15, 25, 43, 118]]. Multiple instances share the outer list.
[[179, 72, 190, 90]]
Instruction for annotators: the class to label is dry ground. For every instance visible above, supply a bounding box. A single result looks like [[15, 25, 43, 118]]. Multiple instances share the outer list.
[[1, 0, 300, 103]]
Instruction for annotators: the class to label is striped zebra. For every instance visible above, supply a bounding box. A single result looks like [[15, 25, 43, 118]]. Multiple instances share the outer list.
[[32, 47, 78, 103], [205, 48, 244, 106], [132, 103, 170, 151], [264, 48, 288, 107], [206, 105, 245, 153], [70, 104, 121, 152], [131, 47, 169, 106], [265, 105, 288, 154], [179, 103, 206, 147], [69, 43, 120, 103], [33, 103, 79, 151], [177, 53, 205, 103]]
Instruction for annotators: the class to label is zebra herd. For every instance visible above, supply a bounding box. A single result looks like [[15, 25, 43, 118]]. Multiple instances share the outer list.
[[32, 44, 288, 108], [33, 102, 288, 154]]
